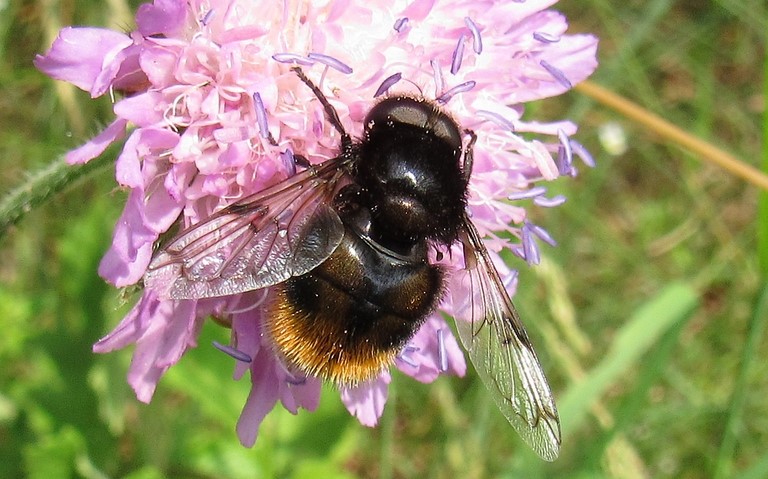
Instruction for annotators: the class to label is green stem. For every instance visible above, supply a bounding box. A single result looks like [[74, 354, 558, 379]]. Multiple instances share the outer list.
[[379, 378, 396, 479], [0, 154, 112, 239]]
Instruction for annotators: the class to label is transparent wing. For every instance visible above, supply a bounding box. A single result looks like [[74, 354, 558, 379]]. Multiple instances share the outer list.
[[450, 215, 561, 461], [144, 157, 348, 299]]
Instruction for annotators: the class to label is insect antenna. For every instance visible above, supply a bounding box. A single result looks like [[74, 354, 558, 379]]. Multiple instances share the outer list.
[[291, 67, 352, 151]]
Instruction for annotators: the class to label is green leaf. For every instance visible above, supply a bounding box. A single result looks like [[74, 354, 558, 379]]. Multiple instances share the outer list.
[[559, 282, 699, 434]]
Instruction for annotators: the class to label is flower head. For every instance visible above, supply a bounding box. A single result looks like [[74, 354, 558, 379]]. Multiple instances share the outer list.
[[36, 0, 597, 447]]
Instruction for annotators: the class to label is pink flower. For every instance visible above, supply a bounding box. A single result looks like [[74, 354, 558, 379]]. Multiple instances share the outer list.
[[36, 0, 597, 448]]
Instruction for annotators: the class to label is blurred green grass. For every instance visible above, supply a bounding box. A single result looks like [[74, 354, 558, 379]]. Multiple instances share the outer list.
[[1, 0, 766, 478]]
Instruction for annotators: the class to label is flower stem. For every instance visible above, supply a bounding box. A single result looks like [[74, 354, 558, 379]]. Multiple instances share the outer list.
[[379, 379, 396, 479], [0, 154, 112, 238], [575, 80, 768, 192]]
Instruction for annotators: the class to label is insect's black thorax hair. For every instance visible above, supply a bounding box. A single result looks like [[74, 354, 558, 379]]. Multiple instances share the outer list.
[[353, 107, 468, 249]]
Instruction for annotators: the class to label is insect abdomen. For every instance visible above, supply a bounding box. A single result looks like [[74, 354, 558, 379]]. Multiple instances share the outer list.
[[265, 229, 443, 385]]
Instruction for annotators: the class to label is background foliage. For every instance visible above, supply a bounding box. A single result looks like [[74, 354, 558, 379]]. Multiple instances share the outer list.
[[1, 1, 766, 478]]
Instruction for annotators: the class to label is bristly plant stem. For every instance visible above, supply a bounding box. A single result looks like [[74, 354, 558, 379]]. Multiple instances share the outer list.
[[576, 80, 768, 192], [0, 154, 112, 239]]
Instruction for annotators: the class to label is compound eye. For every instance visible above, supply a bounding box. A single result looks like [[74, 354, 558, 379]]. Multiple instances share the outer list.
[[365, 96, 462, 150]]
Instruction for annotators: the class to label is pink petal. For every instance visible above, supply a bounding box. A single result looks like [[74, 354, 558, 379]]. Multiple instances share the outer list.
[[530, 139, 559, 180], [113, 91, 166, 126], [400, 0, 438, 21], [232, 306, 266, 380], [64, 118, 127, 165], [115, 128, 179, 188], [34, 27, 133, 96], [231, 306, 321, 444], [98, 189, 157, 287], [93, 290, 158, 353], [237, 348, 281, 447], [136, 0, 188, 37], [111, 44, 149, 92], [114, 132, 144, 189], [95, 292, 201, 403], [139, 43, 181, 88], [144, 187, 183, 235], [340, 372, 391, 427], [279, 377, 322, 415], [91, 42, 142, 97], [517, 37, 598, 103], [502, 0, 560, 23], [127, 299, 199, 402], [164, 162, 198, 203]]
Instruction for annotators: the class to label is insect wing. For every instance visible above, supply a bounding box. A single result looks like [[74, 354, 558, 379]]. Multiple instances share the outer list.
[[450, 216, 561, 461], [144, 157, 347, 299]]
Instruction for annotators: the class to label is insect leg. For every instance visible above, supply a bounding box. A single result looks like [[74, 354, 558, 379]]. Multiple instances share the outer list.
[[292, 153, 312, 170], [461, 129, 477, 186]]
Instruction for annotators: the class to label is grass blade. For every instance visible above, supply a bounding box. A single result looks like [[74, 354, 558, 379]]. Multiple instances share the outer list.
[[714, 283, 768, 479], [559, 282, 699, 435], [758, 45, 768, 275]]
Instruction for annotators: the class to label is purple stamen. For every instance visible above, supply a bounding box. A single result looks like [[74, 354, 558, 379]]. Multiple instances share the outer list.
[[281, 149, 297, 177], [521, 223, 541, 265], [201, 9, 216, 26], [527, 222, 557, 246], [271, 52, 314, 66], [436, 80, 476, 104], [374, 72, 402, 97], [212, 341, 252, 363], [451, 34, 466, 74], [533, 194, 567, 208], [540, 60, 572, 89], [533, 32, 560, 43], [556, 129, 573, 176], [437, 329, 448, 372], [307, 52, 353, 74], [393, 17, 409, 32], [397, 345, 420, 368], [557, 145, 571, 176], [477, 110, 515, 131], [253, 92, 269, 139], [570, 139, 596, 168], [464, 17, 483, 54], [508, 186, 546, 201], [285, 373, 308, 386]]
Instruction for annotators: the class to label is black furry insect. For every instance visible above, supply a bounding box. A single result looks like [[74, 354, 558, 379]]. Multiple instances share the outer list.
[[144, 67, 561, 460]]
